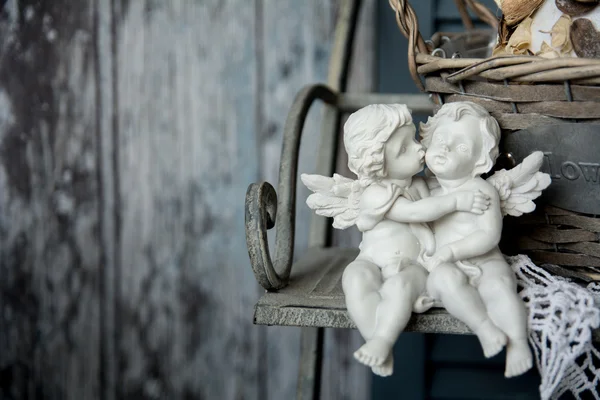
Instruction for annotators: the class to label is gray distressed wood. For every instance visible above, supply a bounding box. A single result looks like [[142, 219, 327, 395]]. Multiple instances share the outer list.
[[425, 77, 600, 103], [297, 327, 324, 400], [338, 92, 434, 113], [96, 1, 118, 399], [444, 94, 600, 119], [0, 0, 379, 398], [530, 251, 600, 268], [551, 215, 600, 233], [0, 1, 102, 399], [114, 1, 262, 398], [494, 114, 600, 130], [253, 247, 600, 345], [529, 228, 597, 244], [259, 2, 341, 399], [321, 2, 374, 399]]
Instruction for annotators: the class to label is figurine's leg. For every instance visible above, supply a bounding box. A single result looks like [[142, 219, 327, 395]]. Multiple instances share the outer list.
[[342, 259, 382, 340], [427, 262, 507, 358], [356, 261, 427, 377], [477, 260, 533, 378]]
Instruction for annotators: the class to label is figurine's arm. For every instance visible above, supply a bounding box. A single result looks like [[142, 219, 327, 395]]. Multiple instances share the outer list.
[[411, 176, 431, 199], [385, 190, 489, 223]]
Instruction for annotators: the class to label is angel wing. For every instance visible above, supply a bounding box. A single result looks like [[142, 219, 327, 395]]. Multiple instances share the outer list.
[[300, 173, 363, 229], [486, 151, 552, 217]]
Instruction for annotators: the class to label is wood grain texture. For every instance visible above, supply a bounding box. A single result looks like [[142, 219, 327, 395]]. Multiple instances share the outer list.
[[0, 1, 101, 399], [324, 1, 376, 398], [0, 0, 378, 398], [530, 251, 600, 267], [259, 1, 341, 399], [114, 1, 262, 399], [444, 94, 600, 119], [425, 77, 600, 102]]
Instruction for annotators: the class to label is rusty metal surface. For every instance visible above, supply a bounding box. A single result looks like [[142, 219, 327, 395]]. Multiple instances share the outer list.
[[245, 85, 337, 291]]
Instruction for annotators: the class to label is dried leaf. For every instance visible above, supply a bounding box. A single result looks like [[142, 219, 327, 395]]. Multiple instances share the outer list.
[[506, 17, 533, 54], [536, 41, 561, 58], [493, 44, 509, 56], [551, 14, 573, 54]]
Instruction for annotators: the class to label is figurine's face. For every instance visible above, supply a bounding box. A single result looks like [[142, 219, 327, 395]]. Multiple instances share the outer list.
[[425, 115, 482, 180], [384, 124, 425, 180]]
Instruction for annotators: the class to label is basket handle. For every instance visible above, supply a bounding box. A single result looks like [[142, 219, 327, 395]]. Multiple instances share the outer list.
[[388, 0, 498, 91]]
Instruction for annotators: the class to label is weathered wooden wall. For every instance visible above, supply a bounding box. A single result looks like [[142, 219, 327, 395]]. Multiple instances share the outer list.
[[0, 0, 375, 399]]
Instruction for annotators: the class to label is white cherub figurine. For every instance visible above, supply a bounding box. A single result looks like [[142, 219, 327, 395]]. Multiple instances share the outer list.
[[301, 104, 490, 376], [420, 101, 551, 378]]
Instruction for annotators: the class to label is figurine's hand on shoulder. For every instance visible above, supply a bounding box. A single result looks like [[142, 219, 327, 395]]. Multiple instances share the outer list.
[[454, 190, 491, 214]]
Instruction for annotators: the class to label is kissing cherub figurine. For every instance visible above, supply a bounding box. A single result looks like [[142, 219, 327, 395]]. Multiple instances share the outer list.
[[301, 104, 490, 376], [420, 101, 551, 378]]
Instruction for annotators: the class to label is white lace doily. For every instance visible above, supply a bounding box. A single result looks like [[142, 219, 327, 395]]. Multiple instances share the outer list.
[[509, 255, 600, 400]]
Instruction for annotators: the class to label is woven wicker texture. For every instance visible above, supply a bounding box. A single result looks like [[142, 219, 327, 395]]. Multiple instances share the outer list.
[[389, 0, 600, 273]]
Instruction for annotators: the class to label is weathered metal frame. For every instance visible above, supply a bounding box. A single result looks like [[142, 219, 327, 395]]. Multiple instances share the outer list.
[[245, 84, 338, 291], [246, 2, 361, 399]]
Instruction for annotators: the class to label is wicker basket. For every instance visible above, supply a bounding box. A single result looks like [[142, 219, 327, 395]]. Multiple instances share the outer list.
[[389, 0, 600, 276]]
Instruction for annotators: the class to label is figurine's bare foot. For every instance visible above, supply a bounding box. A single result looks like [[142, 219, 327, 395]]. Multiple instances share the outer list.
[[372, 354, 394, 377], [353, 337, 393, 367], [474, 319, 507, 358], [505, 338, 533, 378]]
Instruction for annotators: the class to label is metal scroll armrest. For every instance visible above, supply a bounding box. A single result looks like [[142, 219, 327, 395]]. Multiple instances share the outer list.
[[245, 84, 337, 291]]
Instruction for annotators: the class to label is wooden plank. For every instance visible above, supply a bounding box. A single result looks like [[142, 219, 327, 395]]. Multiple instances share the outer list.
[[495, 113, 600, 130], [530, 251, 600, 267], [431, 107, 600, 130], [297, 327, 324, 400], [260, 1, 343, 399], [529, 227, 597, 244], [338, 93, 435, 114], [323, 3, 375, 398], [515, 237, 555, 251], [425, 77, 600, 102], [0, 1, 102, 399], [559, 242, 600, 258], [114, 2, 262, 399], [95, 1, 118, 399], [541, 263, 598, 282], [255, 302, 472, 333], [550, 215, 600, 233], [321, 327, 370, 400], [543, 205, 578, 216], [445, 94, 600, 119]]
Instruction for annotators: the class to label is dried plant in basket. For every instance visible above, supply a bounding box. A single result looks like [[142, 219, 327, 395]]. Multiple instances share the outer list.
[[494, 0, 545, 26]]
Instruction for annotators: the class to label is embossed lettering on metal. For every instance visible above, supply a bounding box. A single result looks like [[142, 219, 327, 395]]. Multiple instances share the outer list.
[[502, 124, 600, 215]]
